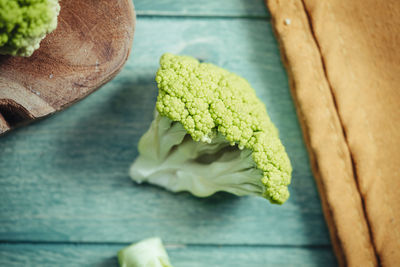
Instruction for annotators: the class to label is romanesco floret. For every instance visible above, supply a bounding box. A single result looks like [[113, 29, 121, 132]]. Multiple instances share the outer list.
[[130, 53, 292, 204], [0, 0, 60, 57]]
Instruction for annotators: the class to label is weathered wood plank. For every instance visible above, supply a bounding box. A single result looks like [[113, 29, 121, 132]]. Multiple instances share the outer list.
[[134, 0, 269, 17], [0, 0, 135, 135], [0, 243, 336, 267], [0, 18, 330, 247]]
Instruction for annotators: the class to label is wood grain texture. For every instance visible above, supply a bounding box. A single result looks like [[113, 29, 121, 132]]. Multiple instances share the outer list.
[[0, 244, 335, 267], [0, 17, 332, 247], [134, 0, 268, 17], [0, 3, 337, 265], [0, 0, 135, 134]]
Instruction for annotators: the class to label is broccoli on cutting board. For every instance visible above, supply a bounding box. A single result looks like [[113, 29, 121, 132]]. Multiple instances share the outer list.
[[0, 0, 60, 57], [130, 53, 292, 204]]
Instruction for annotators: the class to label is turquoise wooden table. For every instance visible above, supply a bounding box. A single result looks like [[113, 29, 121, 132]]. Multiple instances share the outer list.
[[0, 1, 337, 266]]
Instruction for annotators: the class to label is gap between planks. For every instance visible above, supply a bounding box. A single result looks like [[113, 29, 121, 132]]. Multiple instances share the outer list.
[[136, 12, 270, 20], [0, 240, 331, 249]]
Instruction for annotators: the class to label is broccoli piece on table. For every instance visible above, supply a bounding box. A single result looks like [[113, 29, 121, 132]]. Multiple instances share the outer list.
[[0, 0, 60, 57], [130, 53, 292, 204], [118, 237, 173, 267]]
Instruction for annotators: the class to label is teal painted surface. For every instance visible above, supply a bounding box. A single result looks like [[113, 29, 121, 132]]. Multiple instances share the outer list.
[[0, 1, 337, 266], [134, 0, 269, 17], [0, 244, 334, 267]]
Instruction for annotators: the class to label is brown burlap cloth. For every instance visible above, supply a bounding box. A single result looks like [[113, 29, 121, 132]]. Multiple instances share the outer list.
[[266, 0, 400, 266]]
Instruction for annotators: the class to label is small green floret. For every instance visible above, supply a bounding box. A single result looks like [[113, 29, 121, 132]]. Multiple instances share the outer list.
[[131, 53, 292, 204], [0, 0, 60, 56]]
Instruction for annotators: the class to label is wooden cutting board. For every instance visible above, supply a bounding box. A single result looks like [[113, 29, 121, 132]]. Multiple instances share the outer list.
[[0, 0, 135, 134]]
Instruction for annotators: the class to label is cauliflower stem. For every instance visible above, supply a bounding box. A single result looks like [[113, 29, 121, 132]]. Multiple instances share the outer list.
[[131, 113, 264, 198], [118, 237, 173, 267]]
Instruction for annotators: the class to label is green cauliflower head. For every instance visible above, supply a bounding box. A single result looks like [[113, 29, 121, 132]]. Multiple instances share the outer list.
[[0, 0, 60, 57], [130, 53, 292, 204]]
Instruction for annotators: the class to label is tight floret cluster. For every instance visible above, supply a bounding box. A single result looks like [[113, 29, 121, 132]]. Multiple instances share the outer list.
[[131, 53, 292, 204], [0, 0, 60, 56]]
